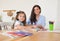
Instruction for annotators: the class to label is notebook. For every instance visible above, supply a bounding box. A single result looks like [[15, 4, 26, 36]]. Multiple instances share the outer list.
[[7, 31, 32, 37]]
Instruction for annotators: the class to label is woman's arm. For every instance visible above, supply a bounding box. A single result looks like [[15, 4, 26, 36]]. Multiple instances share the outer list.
[[32, 25, 47, 31]]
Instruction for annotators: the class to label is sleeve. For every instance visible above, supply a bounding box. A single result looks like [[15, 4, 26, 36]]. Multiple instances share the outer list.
[[26, 18, 31, 25], [14, 21, 20, 27], [37, 16, 46, 27], [41, 16, 46, 27]]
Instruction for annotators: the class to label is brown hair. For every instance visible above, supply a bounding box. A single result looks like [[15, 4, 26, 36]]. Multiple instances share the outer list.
[[30, 5, 41, 24], [12, 11, 26, 29]]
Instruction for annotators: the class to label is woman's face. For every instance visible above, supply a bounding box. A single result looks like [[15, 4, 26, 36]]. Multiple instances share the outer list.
[[18, 13, 25, 22], [34, 7, 41, 15]]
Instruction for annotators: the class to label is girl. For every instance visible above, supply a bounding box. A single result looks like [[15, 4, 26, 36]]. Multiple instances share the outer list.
[[13, 11, 26, 30]]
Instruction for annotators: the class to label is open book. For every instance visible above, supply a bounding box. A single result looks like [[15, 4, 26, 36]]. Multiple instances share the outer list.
[[7, 30, 33, 38]]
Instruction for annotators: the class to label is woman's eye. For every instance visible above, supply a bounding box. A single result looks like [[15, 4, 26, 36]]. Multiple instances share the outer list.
[[20, 16, 21, 17]]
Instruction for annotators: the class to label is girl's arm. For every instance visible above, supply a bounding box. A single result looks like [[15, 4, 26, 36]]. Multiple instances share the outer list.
[[14, 24, 26, 30]]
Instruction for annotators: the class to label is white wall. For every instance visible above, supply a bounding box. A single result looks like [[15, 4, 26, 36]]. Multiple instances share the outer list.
[[0, 0, 59, 30], [56, 0, 60, 30], [0, 0, 37, 22], [37, 0, 58, 30]]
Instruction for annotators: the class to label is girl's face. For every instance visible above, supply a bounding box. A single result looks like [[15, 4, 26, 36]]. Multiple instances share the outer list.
[[34, 7, 40, 15], [18, 13, 25, 22]]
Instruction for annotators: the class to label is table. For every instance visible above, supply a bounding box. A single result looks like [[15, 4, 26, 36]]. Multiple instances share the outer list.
[[0, 31, 60, 41]]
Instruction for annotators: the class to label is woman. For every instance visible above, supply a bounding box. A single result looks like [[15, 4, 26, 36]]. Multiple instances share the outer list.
[[27, 5, 46, 30]]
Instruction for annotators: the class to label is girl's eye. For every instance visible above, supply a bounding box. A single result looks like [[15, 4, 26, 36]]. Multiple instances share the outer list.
[[19, 16, 25, 18], [19, 16, 21, 17]]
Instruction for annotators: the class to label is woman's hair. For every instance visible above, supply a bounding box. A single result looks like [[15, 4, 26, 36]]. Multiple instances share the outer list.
[[30, 5, 41, 24], [12, 11, 26, 29]]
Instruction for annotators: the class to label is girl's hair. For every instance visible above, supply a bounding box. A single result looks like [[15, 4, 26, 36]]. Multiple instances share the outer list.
[[30, 5, 41, 24], [12, 11, 26, 29], [16, 11, 26, 26]]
